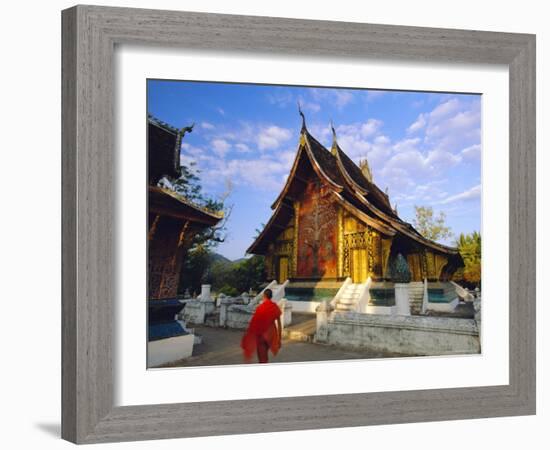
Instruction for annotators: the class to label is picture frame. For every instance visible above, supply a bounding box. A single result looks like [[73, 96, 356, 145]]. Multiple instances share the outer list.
[[61, 4, 536, 444]]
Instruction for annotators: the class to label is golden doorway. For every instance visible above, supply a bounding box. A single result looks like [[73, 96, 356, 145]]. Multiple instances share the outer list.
[[278, 256, 289, 283], [351, 248, 368, 283]]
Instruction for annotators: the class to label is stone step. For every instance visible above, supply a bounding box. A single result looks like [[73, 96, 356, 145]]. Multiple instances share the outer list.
[[282, 330, 314, 342], [282, 315, 316, 342], [341, 295, 360, 301], [336, 304, 355, 311]]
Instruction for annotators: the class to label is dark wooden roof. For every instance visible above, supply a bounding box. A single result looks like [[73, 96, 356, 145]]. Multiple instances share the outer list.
[[334, 145, 396, 217], [304, 132, 346, 189], [248, 124, 460, 257], [149, 186, 223, 226], [148, 116, 182, 185]]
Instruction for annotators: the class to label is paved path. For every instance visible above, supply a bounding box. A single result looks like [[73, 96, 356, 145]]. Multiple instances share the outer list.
[[159, 323, 400, 368]]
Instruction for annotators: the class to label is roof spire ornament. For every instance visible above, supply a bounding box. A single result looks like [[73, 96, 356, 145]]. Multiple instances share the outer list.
[[359, 157, 373, 183], [180, 122, 195, 140], [330, 120, 338, 156], [298, 102, 307, 132]]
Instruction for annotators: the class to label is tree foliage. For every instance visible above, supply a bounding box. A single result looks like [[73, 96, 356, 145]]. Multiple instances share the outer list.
[[455, 231, 482, 287], [159, 164, 233, 251], [158, 159, 234, 295], [179, 253, 265, 298], [209, 255, 265, 294], [413, 205, 453, 243]]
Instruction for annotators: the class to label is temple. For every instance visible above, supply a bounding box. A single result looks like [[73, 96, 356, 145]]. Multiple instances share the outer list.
[[148, 115, 223, 300], [147, 115, 224, 367], [247, 115, 463, 312]]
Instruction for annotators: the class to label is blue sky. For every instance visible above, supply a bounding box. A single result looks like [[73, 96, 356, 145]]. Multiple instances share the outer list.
[[148, 80, 481, 260]]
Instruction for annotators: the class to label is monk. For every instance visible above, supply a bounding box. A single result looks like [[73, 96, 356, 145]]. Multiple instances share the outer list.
[[241, 289, 282, 363]]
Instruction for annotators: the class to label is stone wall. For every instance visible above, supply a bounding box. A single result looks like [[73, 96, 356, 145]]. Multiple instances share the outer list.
[[225, 305, 254, 329], [181, 300, 215, 324], [317, 310, 480, 356]]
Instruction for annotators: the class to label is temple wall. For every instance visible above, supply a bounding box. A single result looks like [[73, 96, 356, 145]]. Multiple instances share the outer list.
[[317, 311, 480, 356], [148, 215, 188, 299]]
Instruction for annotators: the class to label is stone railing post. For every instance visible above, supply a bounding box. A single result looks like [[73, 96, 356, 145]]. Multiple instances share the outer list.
[[277, 299, 293, 328], [200, 284, 211, 301], [395, 283, 411, 316], [473, 296, 481, 334], [195, 301, 206, 324], [315, 301, 333, 343], [219, 297, 233, 328], [200, 284, 216, 317]]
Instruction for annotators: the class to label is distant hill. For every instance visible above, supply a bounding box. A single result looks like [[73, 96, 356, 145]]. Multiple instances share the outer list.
[[231, 257, 248, 264], [209, 253, 249, 266], [209, 252, 232, 265]]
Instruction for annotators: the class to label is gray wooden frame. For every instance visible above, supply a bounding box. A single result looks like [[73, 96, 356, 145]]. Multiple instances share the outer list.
[[62, 5, 536, 444]]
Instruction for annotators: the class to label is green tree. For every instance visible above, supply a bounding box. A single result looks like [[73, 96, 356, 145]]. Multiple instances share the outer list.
[[159, 163, 233, 295], [178, 244, 212, 296], [160, 167, 234, 251], [455, 231, 482, 287], [232, 255, 266, 293], [413, 205, 453, 242]]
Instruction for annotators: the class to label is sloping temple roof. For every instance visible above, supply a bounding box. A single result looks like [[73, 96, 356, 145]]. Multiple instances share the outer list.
[[148, 115, 223, 226], [247, 120, 459, 257]]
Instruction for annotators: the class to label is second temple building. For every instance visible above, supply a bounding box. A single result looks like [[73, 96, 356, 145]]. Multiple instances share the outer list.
[[248, 115, 464, 312]]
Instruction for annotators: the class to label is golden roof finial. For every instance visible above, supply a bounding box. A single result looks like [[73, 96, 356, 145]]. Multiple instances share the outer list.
[[359, 157, 373, 183], [330, 120, 338, 155]]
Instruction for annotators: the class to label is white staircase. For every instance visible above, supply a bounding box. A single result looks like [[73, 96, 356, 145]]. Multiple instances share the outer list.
[[250, 280, 288, 306], [335, 282, 367, 312], [409, 281, 425, 315]]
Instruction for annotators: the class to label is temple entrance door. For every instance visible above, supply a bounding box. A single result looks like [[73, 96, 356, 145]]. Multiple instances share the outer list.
[[351, 248, 368, 283], [278, 257, 289, 283]]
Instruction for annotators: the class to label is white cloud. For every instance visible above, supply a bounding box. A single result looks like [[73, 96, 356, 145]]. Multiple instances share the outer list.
[[267, 91, 294, 107], [407, 113, 426, 134], [257, 125, 292, 150], [461, 144, 481, 161], [310, 88, 355, 109], [429, 98, 460, 121], [365, 90, 386, 102], [201, 121, 215, 130], [198, 151, 294, 192], [235, 143, 251, 153], [334, 90, 354, 108], [216, 107, 225, 116], [268, 92, 321, 113], [302, 100, 321, 113], [211, 139, 231, 157], [361, 119, 383, 137], [438, 185, 481, 205], [393, 137, 421, 153], [374, 135, 390, 145]]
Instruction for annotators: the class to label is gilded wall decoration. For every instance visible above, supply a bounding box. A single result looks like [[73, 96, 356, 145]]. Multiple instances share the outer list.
[[296, 178, 338, 278], [337, 206, 344, 278]]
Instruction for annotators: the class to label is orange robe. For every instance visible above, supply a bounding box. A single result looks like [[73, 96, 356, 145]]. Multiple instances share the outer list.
[[241, 299, 282, 362]]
